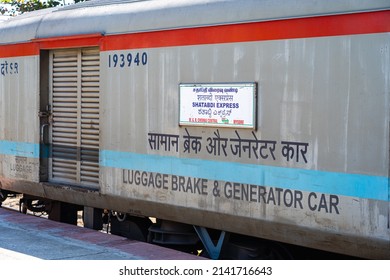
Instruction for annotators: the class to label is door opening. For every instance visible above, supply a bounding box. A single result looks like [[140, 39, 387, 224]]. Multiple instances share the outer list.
[[45, 48, 100, 189]]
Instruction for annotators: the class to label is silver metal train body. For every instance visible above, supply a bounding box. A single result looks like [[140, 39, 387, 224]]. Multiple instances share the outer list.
[[0, 0, 389, 259]]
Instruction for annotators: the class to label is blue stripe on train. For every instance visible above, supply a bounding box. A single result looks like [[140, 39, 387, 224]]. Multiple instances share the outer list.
[[0, 141, 388, 201], [0, 141, 39, 158], [100, 150, 389, 202]]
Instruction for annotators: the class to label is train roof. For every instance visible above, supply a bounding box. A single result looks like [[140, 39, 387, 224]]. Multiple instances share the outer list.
[[0, 0, 389, 45], [0, 16, 11, 22]]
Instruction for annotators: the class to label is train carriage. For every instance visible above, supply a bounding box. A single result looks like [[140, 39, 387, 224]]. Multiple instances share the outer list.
[[0, 0, 389, 259]]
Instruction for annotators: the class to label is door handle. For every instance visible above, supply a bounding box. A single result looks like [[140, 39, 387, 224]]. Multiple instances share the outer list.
[[40, 123, 49, 145]]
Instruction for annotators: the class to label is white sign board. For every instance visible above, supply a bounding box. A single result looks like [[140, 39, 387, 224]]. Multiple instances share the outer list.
[[179, 83, 256, 128]]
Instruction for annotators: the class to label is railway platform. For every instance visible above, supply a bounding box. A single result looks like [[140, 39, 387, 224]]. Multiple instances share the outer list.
[[0, 207, 202, 260]]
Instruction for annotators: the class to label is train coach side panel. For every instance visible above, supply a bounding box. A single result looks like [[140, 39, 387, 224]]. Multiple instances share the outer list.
[[99, 30, 390, 256], [0, 54, 40, 183], [0, 1, 388, 258]]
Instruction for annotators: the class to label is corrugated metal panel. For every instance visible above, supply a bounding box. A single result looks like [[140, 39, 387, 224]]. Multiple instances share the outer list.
[[49, 48, 100, 188], [80, 48, 100, 186]]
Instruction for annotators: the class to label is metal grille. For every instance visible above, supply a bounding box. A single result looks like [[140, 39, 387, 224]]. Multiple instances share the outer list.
[[49, 48, 100, 188]]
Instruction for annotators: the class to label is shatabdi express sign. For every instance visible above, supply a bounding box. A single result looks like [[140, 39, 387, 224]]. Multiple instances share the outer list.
[[179, 83, 257, 129]]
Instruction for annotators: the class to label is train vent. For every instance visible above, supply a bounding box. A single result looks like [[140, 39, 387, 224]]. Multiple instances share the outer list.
[[49, 48, 100, 188]]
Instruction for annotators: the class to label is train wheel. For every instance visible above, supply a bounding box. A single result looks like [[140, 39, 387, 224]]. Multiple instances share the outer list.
[[110, 215, 152, 242], [149, 220, 200, 254], [221, 235, 293, 260], [255, 240, 293, 260]]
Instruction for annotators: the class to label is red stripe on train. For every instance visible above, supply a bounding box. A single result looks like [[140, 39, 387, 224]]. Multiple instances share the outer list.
[[101, 10, 390, 51], [0, 10, 389, 58]]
